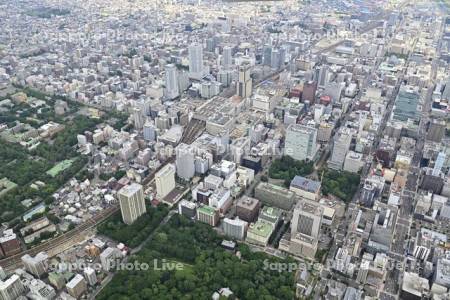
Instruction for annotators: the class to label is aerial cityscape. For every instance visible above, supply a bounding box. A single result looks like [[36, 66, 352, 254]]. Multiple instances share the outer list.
[[0, 0, 449, 299]]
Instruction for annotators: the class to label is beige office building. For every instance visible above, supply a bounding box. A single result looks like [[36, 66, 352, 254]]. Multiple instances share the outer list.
[[155, 163, 176, 199], [118, 183, 146, 225]]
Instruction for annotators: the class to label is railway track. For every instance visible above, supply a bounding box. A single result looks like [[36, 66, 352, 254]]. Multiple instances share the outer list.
[[0, 205, 119, 271]]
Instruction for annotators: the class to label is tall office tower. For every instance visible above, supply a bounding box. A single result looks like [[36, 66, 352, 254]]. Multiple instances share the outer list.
[[175, 143, 195, 180], [392, 86, 420, 123], [263, 46, 272, 66], [279, 47, 286, 67], [143, 120, 156, 141], [302, 81, 317, 104], [285, 124, 318, 161], [271, 49, 281, 69], [427, 118, 446, 142], [318, 65, 330, 88], [84, 267, 97, 286], [249, 123, 266, 144], [324, 82, 344, 103], [222, 46, 233, 70], [188, 43, 204, 79], [155, 163, 176, 199], [360, 180, 376, 207], [230, 137, 251, 164], [291, 199, 323, 238], [328, 129, 352, 170], [223, 217, 248, 240], [165, 64, 179, 100], [133, 107, 144, 130], [237, 63, 252, 99], [21, 252, 48, 278], [443, 80, 450, 100], [66, 274, 87, 299], [0, 275, 25, 300], [118, 183, 146, 225], [433, 152, 446, 176], [100, 247, 121, 271]]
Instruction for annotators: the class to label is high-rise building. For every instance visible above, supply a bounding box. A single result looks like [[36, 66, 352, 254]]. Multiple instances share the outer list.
[[291, 199, 323, 238], [317, 122, 333, 143], [188, 43, 204, 79], [118, 183, 146, 225], [302, 81, 317, 104], [236, 196, 261, 222], [392, 86, 421, 123], [230, 137, 251, 164], [360, 180, 376, 207], [100, 247, 121, 271], [271, 49, 281, 69], [143, 120, 156, 141], [0, 267, 5, 281], [48, 272, 66, 290], [155, 163, 176, 199], [175, 143, 195, 180], [0, 229, 21, 257], [318, 65, 330, 88], [237, 63, 252, 99], [165, 64, 179, 100], [133, 107, 144, 130], [178, 200, 197, 219], [288, 199, 323, 259], [84, 267, 97, 286], [66, 274, 87, 299], [433, 152, 446, 176], [249, 124, 267, 144], [324, 82, 344, 103], [222, 46, 233, 70], [263, 46, 272, 66], [27, 277, 56, 300], [435, 257, 450, 288], [344, 151, 364, 173], [217, 69, 233, 87], [223, 217, 248, 240], [254, 182, 295, 210], [328, 129, 352, 170], [197, 205, 219, 226], [285, 124, 318, 161], [21, 252, 48, 278], [357, 259, 370, 284], [427, 118, 445, 142], [0, 275, 25, 300], [401, 272, 430, 300]]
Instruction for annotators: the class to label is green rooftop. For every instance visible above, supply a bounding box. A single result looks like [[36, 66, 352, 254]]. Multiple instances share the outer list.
[[248, 220, 273, 237], [46, 159, 75, 177], [261, 206, 282, 220], [198, 205, 216, 216]]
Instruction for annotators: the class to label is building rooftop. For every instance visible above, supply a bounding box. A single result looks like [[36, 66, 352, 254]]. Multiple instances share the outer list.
[[155, 163, 175, 178], [118, 183, 142, 197], [247, 220, 273, 238], [198, 205, 216, 216], [402, 272, 429, 298], [287, 124, 317, 134], [290, 176, 321, 193], [66, 274, 85, 289], [237, 196, 260, 210]]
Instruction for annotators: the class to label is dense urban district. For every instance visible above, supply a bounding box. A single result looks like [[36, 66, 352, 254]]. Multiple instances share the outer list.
[[0, 0, 449, 299]]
